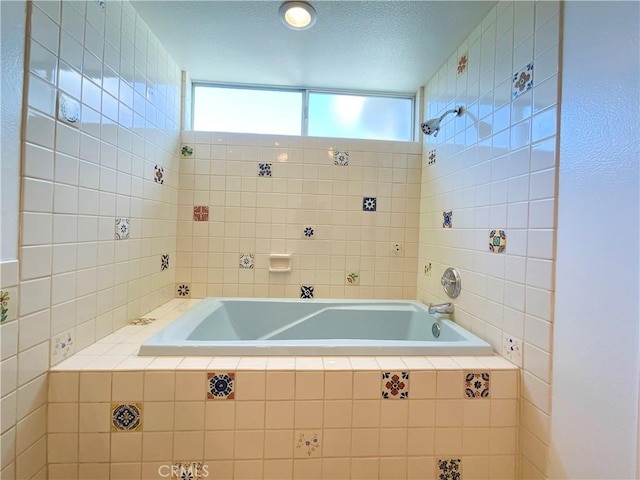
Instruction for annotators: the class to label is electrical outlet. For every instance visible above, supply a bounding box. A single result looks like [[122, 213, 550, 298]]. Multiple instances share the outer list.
[[424, 262, 432, 276]]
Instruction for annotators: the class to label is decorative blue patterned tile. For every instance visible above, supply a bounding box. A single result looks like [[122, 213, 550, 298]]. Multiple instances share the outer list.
[[207, 372, 235, 400], [503, 334, 522, 366], [303, 226, 315, 239], [442, 211, 453, 228], [381, 372, 409, 399], [176, 283, 191, 298], [181, 145, 194, 157], [239, 253, 255, 269], [464, 372, 490, 398], [513, 62, 534, 99], [300, 285, 314, 299], [258, 163, 272, 177], [161, 254, 169, 271], [333, 151, 349, 166], [51, 332, 74, 364], [363, 197, 377, 212], [296, 432, 321, 457], [154, 164, 164, 184], [115, 218, 130, 239], [437, 458, 461, 480], [111, 403, 142, 431], [489, 229, 507, 253], [96, 0, 106, 10], [428, 149, 436, 165]]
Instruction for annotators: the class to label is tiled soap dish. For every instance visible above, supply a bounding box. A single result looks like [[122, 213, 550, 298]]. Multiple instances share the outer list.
[[269, 254, 291, 272]]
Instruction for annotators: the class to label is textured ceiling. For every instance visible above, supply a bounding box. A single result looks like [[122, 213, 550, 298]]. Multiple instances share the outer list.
[[131, 1, 495, 94]]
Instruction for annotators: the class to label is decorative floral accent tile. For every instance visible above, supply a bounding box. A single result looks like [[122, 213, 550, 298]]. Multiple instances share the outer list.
[[503, 334, 523, 366], [428, 149, 436, 165], [345, 272, 360, 286], [296, 432, 321, 457], [363, 197, 377, 212], [51, 332, 74, 363], [489, 229, 507, 253], [207, 372, 235, 400], [464, 372, 490, 398], [382, 372, 409, 399], [437, 458, 461, 480], [0, 290, 10, 323], [111, 403, 142, 431], [58, 93, 80, 124], [300, 285, 314, 299], [303, 226, 315, 239], [258, 163, 272, 177], [513, 62, 534, 99], [161, 254, 169, 271], [130, 317, 156, 326], [193, 206, 209, 221], [181, 145, 194, 157], [392, 243, 403, 256], [239, 253, 255, 269], [442, 211, 453, 228], [333, 151, 349, 166], [176, 283, 191, 298], [172, 462, 204, 480], [154, 164, 164, 184], [96, 0, 106, 10], [115, 218, 130, 239], [457, 51, 468, 75]]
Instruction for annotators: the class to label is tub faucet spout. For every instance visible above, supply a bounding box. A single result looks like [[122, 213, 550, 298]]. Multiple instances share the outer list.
[[428, 302, 454, 314]]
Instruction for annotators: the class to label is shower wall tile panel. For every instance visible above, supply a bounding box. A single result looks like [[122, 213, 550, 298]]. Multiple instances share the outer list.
[[419, 1, 560, 477], [176, 133, 421, 300]]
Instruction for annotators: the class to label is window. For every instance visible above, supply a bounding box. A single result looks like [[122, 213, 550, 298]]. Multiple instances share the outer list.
[[192, 83, 414, 141]]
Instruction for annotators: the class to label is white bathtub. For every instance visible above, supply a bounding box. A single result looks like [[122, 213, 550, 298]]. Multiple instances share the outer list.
[[138, 298, 493, 356]]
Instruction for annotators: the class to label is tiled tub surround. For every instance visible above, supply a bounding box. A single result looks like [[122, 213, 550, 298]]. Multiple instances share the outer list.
[[48, 299, 518, 480], [176, 132, 422, 300], [5, 0, 182, 478], [418, 2, 560, 478]]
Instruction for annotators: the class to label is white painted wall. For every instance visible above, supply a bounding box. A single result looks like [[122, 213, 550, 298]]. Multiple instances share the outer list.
[[550, 2, 640, 479], [0, 0, 26, 261]]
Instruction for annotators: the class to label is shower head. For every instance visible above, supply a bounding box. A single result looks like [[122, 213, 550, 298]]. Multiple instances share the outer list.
[[421, 106, 465, 137]]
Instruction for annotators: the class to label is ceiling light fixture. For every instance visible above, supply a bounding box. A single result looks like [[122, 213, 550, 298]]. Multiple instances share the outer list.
[[279, 1, 317, 30]]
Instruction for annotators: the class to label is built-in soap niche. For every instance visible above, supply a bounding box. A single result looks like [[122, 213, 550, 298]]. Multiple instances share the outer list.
[[269, 254, 291, 272]]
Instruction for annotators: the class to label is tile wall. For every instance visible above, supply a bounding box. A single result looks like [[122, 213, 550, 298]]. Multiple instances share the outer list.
[[417, 2, 560, 478], [1, 0, 182, 478], [176, 132, 421, 300]]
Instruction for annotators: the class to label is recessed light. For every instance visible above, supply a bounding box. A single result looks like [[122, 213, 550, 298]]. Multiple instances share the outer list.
[[279, 1, 316, 30]]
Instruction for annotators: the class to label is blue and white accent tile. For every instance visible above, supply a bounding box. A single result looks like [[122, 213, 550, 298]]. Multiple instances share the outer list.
[[442, 211, 453, 228], [111, 403, 142, 431], [363, 197, 377, 212], [176, 283, 191, 298], [345, 272, 360, 286], [503, 333, 523, 366], [300, 285, 314, 299], [303, 226, 316, 239], [172, 462, 204, 480], [428, 149, 436, 165], [207, 372, 235, 400], [333, 151, 349, 166], [513, 62, 534, 99], [51, 332, 74, 364], [154, 164, 164, 184], [437, 458, 461, 480], [258, 163, 272, 177], [464, 372, 490, 398], [489, 229, 507, 253], [239, 253, 255, 269], [115, 218, 130, 239], [382, 372, 409, 399], [181, 145, 194, 157], [161, 254, 169, 271], [96, 0, 106, 10], [295, 432, 321, 457]]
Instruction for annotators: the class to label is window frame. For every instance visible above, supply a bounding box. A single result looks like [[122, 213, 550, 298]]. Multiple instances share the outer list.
[[191, 82, 416, 141]]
